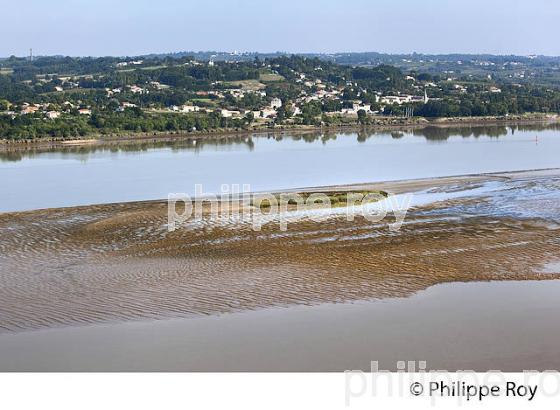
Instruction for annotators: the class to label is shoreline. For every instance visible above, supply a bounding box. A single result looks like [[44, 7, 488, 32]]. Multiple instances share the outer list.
[[3, 167, 559, 216], [1, 114, 558, 152], [0, 168, 560, 217]]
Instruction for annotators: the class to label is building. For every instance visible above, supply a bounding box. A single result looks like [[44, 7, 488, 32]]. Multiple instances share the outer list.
[[454, 84, 468, 93], [380, 95, 410, 105], [179, 105, 200, 113], [253, 108, 277, 118], [20, 105, 40, 115], [380, 90, 428, 105], [150, 81, 167, 90], [220, 109, 242, 118], [129, 85, 147, 94], [270, 98, 282, 109], [46, 111, 61, 119], [338, 103, 372, 116]]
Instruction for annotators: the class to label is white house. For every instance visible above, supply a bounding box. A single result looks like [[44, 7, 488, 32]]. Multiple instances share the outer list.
[[253, 108, 277, 118], [129, 85, 147, 94], [270, 98, 282, 109], [46, 111, 61, 119], [179, 105, 200, 113], [380, 90, 428, 105], [220, 109, 242, 118]]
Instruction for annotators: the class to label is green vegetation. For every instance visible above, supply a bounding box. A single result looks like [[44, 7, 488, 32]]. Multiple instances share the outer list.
[[253, 190, 389, 209], [0, 109, 254, 139], [224, 79, 266, 90], [1, 53, 560, 140], [259, 71, 284, 82]]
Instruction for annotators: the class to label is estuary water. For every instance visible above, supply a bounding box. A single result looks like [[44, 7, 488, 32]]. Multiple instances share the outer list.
[[1, 124, 560, 212], [2, 280, 560, 371]]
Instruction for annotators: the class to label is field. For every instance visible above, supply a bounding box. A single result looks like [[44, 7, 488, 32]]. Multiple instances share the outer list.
[[224, 79, 266, 90], [259, 71, 285, 82]]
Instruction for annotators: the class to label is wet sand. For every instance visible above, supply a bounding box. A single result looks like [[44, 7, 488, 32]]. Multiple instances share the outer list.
[[1, 170, 560, 370]]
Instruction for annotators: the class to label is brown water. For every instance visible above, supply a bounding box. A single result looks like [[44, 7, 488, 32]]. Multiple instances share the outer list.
[[1, 279, 560, 371]]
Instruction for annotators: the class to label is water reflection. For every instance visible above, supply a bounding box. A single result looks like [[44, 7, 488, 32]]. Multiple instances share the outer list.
[[2, 122, 560, 212], [2, 123, 559, 163]]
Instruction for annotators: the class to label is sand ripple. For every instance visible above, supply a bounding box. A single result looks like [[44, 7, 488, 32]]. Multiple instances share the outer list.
[[1, 178, 559, 333]]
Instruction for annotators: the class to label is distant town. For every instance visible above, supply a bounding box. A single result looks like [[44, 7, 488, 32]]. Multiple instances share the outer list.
[[1, 52, 560, 140]]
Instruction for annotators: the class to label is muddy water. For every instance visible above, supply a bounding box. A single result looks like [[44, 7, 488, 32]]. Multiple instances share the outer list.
[[2, 124, 560, 212], [2, 279, 560, 371], [0, 172, 559, 335]]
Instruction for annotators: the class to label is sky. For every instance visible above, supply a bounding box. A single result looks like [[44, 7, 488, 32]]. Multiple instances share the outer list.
[[2, 0, 560, 57]]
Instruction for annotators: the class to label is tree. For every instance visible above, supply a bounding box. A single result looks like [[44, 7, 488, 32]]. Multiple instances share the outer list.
[[276, 106, 287, 123], [244, 111, 254, 125], [357, 109, 367, 124]]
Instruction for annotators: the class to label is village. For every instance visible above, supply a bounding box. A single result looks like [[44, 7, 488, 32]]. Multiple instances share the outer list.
[[1, 53, 552, 140], [2, 57, 436, 124], [3, 60, 434, 120]]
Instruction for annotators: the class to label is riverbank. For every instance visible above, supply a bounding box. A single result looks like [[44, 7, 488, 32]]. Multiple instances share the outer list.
[[1, 113, 558, 152]]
